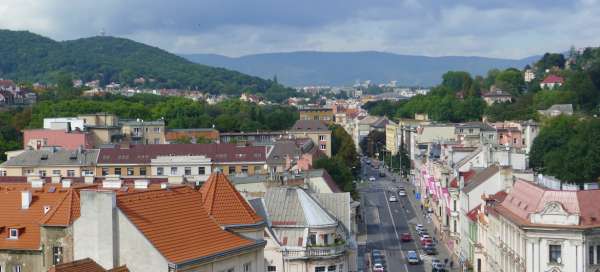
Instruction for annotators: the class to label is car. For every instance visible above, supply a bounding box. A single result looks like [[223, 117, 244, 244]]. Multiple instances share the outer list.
[[420, 234, 431, 240], [415, 224, 425, 232], [389, 195, 398, 202], [406, 250, 420, 264], [418, 230, 429, 237], [432, 259, 446, 271], [398, 190, 407, 196], [379, 171, 386, 177], [401, 233, 412, 242], [372, 256, 386, 265], [421, 238, 434, 247], [369, 176, 376, 182], [423, 244, 438, 255], [366, 160, 372, 165], [371, 249, 383, 258], [372, 263, 385, 272]]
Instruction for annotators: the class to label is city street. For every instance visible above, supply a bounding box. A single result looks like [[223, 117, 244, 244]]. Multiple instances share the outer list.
[[358, 159, 456, 272]]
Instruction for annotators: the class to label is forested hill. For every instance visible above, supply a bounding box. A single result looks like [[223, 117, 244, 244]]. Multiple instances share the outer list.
[[0, 30, 295, 99]]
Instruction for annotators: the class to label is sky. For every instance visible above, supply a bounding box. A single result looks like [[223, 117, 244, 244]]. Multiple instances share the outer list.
[[1, 0, 600, 58]]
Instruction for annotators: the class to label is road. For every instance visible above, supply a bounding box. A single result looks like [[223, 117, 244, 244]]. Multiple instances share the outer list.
[[358, 158, 456, 272]]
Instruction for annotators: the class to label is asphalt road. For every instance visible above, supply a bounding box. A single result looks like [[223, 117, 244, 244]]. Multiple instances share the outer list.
[[359, 159, 455, 272]]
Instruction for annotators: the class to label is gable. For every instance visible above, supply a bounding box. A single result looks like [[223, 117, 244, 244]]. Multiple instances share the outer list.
[[530, 201, 579, 226]]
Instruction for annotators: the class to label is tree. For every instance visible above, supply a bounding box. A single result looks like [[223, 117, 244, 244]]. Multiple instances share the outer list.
[[494, 68, 525, 96], [536, 53, 566, 72], [331, 124, 360, 176], [441, 71, 473, 92], [360, 130, 385, 158]]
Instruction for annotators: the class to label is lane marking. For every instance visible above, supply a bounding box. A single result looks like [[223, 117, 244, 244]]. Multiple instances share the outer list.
[[383, 190, 405, 259]]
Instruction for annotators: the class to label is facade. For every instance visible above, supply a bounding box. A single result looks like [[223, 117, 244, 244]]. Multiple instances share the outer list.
[[524, 69, 536, 82], [0, 148, 99, 177], [289, 120, 332, 157], [220, 131, 285, 145], [298, 106, 335, 124], [23, 129, 95, 150], [540, 75, 565, 89], [356, 116, 389, 151], [120, 119, 166, 144], [150, 155, 213, 182], [481, 87, 512, 105], [455, 122, 497, 147], [538, 104, 574, 118], [165, 128, 220, 143]]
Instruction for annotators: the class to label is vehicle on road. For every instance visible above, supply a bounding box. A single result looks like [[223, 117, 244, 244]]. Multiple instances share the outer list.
[[369, 176, 376, 182], [421, 237, 434, 247], [423, 244, 438, 255], [388, 195, 398, 202], [378, 171, 385, 177], [398, 189, 407, 196], [371, 249, 383, 258], [406, 250, 420, 264], [418, 229, 429, 237], [372, 263, 385, 272], [432, 259, 446, 271], [401, 233, 412, 242], [366, 159, 372, 165], [415, 224, 425, 232]]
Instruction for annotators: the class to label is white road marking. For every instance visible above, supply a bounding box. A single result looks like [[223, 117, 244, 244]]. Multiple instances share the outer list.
[[383, 190, 405, 259]]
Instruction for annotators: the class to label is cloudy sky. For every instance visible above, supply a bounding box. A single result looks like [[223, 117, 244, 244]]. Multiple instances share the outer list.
[[1, 0, 600, 58]]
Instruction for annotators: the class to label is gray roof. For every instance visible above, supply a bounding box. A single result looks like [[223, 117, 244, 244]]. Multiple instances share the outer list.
[[313, 193, 351, 231], [119, 119, 165, 126], [546, 104, 573, 113], [267, 141, 302, 164], [290, 120, 329, 132], [1, 149, 99, 167], [462, 165, 500, 193], [456, 122, 496, 131], [264, 187, 337, 228]]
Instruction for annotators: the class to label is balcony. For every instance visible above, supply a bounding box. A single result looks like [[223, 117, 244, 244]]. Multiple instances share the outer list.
[[282, 245, 347, 259]]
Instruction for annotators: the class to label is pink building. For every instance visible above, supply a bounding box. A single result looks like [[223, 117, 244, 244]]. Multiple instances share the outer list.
[[23, 129, 95, 150], [493, 122, 525, 148]]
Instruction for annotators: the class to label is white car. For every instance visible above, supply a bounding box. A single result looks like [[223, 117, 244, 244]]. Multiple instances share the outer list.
[[373, 263, 385, 272], [415, 224, 425, 232], [398, 190, 407, 196], [369, 176, 376, 182], [389, 195, 398, 202]]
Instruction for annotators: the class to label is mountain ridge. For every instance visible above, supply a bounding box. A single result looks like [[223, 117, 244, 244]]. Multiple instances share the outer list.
[[183, 51, 540, 86]]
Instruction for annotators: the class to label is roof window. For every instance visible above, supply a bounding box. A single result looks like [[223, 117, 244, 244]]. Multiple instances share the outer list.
[[8, 228, 20, 239]]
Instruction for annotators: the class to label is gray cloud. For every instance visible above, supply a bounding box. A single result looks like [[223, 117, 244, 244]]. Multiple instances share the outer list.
[[1, 0, 599, 58]]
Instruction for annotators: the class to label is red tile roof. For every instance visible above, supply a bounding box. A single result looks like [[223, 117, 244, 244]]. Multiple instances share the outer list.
[[48, 258, 130, 272], [116, 186, 258, 264], [449, 170, 476, 188], [97, 144, 267, 164], [467, 205, 481, 221], [200, 172, 264, 226], [541, 75, 564, 84]]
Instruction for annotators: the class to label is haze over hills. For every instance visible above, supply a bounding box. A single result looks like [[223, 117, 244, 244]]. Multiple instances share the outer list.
[[0, 30, 292, 98], [183, 51, 540, 87]]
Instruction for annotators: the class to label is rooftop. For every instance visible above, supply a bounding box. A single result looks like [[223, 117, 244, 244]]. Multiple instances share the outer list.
[[541, 74, 565, 84], [264, 187, 337, 228], [290, 120, 329, 132], [1, 149, 99, 167], [48, 258, 129, 272]]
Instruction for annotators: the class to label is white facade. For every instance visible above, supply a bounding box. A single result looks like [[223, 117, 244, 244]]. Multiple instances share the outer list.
[[150, 155, 212, 182], [43, 117, 86, 131]]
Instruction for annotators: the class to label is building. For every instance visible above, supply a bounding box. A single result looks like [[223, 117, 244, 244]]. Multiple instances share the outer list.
[[478, 179, 600, 272], [524, 69, 536, 82], [266, 139, 325, 174], [0, 147, 99, 177], [74, 186, 266, 272], [48, 258, 129, 272], [96, 144, 268, 178], [23, 129, 95, 151], [0, 181, 79, 272], [298, 106, 335, 124], [538, 104, 574, 118], [540, 75, 565, 89], [220, 131, 285, 145], [455, 122, 497, 147], [289, 120, 332, 157], [253, 187, 354, 272], [481, 87, 512, 105], [356, 116, 389, 151], [165, 128, 220, 143], [43, 118, 86, 131], [120, 119, 166, 144]]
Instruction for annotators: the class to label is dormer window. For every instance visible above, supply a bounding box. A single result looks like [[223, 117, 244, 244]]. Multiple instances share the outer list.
[[9, 228, 19, 239]]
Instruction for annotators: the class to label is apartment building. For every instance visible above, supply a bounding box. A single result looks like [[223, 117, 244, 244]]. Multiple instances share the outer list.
[[120, 119, 166, 144], [298, 106, 335, 124], [289, 120, 332, 157], [0, 147, 98, 177]]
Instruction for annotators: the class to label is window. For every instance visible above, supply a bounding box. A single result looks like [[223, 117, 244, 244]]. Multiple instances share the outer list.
[[170, 167, 177, 175], [453, 200, 457, 212], [468, 128, 474, 134], [477, 259, 481, 272], [198, 167, 206, 175], [241, 166, 248, 174], [323, 233, 329, 244], [157, 167, 164, 176], [154, 138, 160, 144], [549, 244, 562, 263], [513, 138, 517, 144], [39, 170, 47, 177], [67, 170, 75, 177], [590, 246, 595, 265], [453, 220, 457, 233], [309, 233, 317, 245], [267, 266, 276, 272], [101, 168, 109, 176], [127, 168, 134, 176], [140, 167, 146, 176], [154, 127, 161, 133], [184, 167, 191, 176], [254, 166, 261, 174], [596, 245, 600, 265], [53, 246, 63, 265], [12, 265, 21, 272], [227, 268, 234, 272], [52, 170, 61, 175], [327, 265, 336, 272], [243, 263, 251, 272], [9, 228, 18, 239], [319, 135, 326, 141], [315, 267, 325, 272], [488, 134, 494, 139], [114, 168, 121, 175], [320, 144, 326, 150], [228, 166, 236, 174]]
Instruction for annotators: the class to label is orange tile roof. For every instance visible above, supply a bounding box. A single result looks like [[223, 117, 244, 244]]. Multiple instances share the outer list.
[[116, 186, 257, 264], [0, 183, 74, 250], [47, 258, 130, 272], [199, 172, 264, 226], [40, 190, 80, 226]]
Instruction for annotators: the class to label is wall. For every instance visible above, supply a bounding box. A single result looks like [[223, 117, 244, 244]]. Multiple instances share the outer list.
[[0, 250, 42, 272], [23, 129, 94, 150], [289, 131, 331, 157], [96, 165, 148, 177], [1, 166, 94, 177]]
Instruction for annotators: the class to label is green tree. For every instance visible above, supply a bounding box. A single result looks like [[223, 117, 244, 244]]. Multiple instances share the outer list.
[[441, 71, 473, 92]]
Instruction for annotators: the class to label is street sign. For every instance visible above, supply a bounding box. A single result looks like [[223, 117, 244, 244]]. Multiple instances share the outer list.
[[415, 192, 421, 200]]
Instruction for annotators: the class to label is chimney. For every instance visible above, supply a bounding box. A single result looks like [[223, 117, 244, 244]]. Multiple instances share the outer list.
[[30, 179, 44, 188], [84, 175, 94, 184], [51, 174, 61, 184], [21, 191, 32, 209], [167, 175, 184, 184], [134, 179, 149, 189], [62, 179, 72, 188], [102, 176, 122, 189], [459, 175, 465, 189]]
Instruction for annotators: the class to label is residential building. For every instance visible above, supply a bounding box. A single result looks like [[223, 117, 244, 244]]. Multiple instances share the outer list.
[[253, 187, 354, 272], [23, 129, 95, 150], [74, 186, 266, 271], [220, 131, 285, 145], [524, 69, 536, 82], [289, 120, 332, 157], [0, 147, 98, 177], [481, 87, 512, 105], [478, 179, 600, 272], [455, 122, 497, 147], [356, 116, 389, 151], [266, 139, 324, 174], [538, 104, 574, 117], [540, 75, 565, 89], [298, 106, 335, 124], [165, 128, 220, 143], [43, 118, 86, 131], [150, 155, 213, 183], [48, 258, 129, 272], [120, 119, 165, 144], [77, 113, 122, 146]]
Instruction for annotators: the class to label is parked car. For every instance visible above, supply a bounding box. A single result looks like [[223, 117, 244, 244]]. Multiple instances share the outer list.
[[432, 259, 446, 271], [372, 263, 385, 272], [423, 244, 438, 255], [407, 250, 420, 264], [418, 229, 429, 237], [421, 237, 433, 246], [372, 249, 383, 258], [398, 189, 407, 196], [415, 224, 425, 232], [401, 233, 412, 242], [369, 176, 376, 182], [389, 195, 398, 202]]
